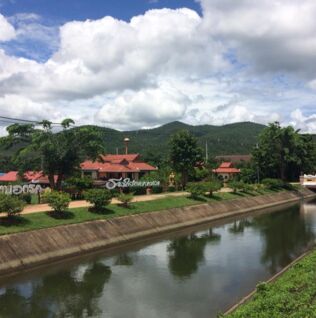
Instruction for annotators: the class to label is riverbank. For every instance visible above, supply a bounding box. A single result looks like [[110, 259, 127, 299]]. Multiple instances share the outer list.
[[0, 188, 314, 277], [224, 248, 316, 317]]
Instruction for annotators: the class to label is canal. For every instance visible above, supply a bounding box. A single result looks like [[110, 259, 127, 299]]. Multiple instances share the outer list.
[[0, 199, 315, 318]]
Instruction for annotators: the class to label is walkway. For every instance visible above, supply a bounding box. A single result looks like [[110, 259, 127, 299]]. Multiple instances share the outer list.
[[22, 191, 189, 215]]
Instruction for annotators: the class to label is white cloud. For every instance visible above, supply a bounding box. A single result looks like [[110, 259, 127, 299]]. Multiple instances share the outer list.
[[0, 3, 316, 133], [290, 109, 316, 132], [0, 13, 15, 41]]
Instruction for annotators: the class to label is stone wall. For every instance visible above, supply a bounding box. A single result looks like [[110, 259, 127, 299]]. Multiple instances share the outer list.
[[0, 188, 314, 276]]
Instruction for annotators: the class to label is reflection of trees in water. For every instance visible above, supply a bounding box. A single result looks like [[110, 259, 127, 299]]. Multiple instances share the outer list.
[[167, 228, 221, 279], [0, 262, 112, 318], [252, 206, 315, 274], [114, 254, 134, 266], [228, 219, 253, 234]]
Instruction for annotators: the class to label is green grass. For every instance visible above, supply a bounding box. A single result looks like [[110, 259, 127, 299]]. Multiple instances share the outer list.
[[225, 249, 316, 318], [0, 190, 276, 236]]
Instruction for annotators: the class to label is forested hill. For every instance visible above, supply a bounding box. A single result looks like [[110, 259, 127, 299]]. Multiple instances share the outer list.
[[0, 121, 266, 171], [80, 121, 266, 158]]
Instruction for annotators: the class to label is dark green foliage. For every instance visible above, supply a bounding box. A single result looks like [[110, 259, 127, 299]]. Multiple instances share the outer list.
[[206, 180, 222, 196], [84, 189, 112, 210], [186, 182, 207, 199], [262, 178, 285, 190], [227, 250, 316, 318], [253, 122, 316, 181], [42, 191, 71, 213], [1, 120, 105, 189], [117, 193, 134, 208], [228, 180, 252, 193], [0, 193, 25, 217], [169, 130, 202, 188], [19, 193, 32, 204]]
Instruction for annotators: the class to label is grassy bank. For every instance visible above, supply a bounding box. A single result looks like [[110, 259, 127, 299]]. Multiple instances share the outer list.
[[225, 249, 316, 318], [0, 190, 276, 236]]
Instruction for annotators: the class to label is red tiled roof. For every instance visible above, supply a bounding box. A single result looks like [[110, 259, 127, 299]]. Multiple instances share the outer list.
[[81, 154, 157, 173], [0, 171, 56, 184], [0, 171, 18, 182], [102, 154, 140, 162], [213, 162, 240, 174]]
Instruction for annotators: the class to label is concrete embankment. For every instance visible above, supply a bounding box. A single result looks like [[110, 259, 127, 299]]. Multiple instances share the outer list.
[[0, 188, 314, 276]]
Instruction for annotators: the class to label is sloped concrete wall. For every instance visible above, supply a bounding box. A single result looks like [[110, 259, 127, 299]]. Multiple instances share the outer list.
[[0, 188, 314, 276]]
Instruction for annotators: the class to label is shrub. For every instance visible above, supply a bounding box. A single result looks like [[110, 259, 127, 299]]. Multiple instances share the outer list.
[[19, 192, 32, 204], [42, 191, 71, 213], [152, 185, 163, 194], [167, 185, 176, 192], [0, 193, 25, 217], [84, 189, 112, 210], [186, 182, 207, 199], [206, 180, 222, 196], [262, 178, 285, 190], [228, 180, 252, 193], [117, 193, 134, 208]]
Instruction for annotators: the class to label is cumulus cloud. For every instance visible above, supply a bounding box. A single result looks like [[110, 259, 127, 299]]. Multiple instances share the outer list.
[[199, 0, 316, 78], [96, 84, 190, 130], [0, 2, 316, 132], [290, 109, 316, 132], [0, 13, 15, 41]]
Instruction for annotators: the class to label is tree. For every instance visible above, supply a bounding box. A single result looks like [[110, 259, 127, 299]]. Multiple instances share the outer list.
[[0, 193, 25, 217], [169, 130, 202, 188], [84, 189, 112, 210], [42, 191, 71, 214], [252, 122, 316, 181], [1, 119, 105, 189]]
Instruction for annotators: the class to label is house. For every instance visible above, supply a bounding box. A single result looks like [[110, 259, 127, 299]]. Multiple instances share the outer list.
[[300, 174, 316, 190], [0, 171, 54, 185], [213, 162, 240, 181], [80, 153, 157, 182]]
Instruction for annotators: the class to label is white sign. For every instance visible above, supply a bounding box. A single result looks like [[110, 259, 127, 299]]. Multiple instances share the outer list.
[[0, 184, 44, 195], [105, 178, 160, 190]]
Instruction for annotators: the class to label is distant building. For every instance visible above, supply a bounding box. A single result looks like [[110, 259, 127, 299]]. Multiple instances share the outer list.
[[213, 162, 240, 181], [300, 174, 316, 190], [81, 154, 157, 182], [215, 155, 252, 164], [0, 171, 55, 185]]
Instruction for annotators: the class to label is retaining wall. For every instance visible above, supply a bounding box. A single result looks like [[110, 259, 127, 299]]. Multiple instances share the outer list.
[[0, 188, 314, 276]]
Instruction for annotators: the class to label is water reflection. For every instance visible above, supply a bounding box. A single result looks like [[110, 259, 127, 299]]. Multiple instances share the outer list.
[[0, 263, 111, 318], [167, 229, 221, 279], [0, 201, 315, 318], [253, 205, 315, 273]]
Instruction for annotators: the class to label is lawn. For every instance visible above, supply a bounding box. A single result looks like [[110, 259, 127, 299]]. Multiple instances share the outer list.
[[225, 249, 316, 318], [0, 190, 275, 236]]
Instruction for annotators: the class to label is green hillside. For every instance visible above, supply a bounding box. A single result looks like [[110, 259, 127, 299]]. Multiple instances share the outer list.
[[82, 121, 266, 158], [0, 121, 265, 171]]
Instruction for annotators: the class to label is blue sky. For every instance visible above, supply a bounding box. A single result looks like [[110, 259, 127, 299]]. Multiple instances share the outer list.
[[0, 0, 201, 22], [0, 0, 316, 133]]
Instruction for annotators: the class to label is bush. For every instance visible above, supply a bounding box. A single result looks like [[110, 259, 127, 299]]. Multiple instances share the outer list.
[[117, 193, 134, 208], [84, 189, 112, 210], [42, 191, 71, 213], [19, 192, 32, 204], [205, 180, 222, 196], [152, 186, 163, 194], [186, 182, 207, 199], [167, 185, 176, 192], [132, 186, 147, 195], [228, 180, 249, 193], [262, 178, 284, 190], [0, 193, 25, 217]]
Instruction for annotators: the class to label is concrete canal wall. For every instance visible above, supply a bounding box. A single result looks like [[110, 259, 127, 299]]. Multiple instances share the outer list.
[[0, 188, 314, 276]]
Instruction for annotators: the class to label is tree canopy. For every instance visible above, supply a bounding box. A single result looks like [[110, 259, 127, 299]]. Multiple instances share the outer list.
[[252, 122, 316, 181], [1, 119, 105, 189], [169, 130, 202, 188]]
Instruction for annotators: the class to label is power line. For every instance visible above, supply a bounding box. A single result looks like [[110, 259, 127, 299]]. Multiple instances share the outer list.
[[0, 116, 76, 127]]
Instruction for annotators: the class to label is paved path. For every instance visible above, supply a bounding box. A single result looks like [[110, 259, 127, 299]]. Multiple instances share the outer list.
[[22, 191, 189, 215]]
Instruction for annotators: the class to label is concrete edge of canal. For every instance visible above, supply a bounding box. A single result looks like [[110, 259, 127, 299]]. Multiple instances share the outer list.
[[0, 188, 315, 277]]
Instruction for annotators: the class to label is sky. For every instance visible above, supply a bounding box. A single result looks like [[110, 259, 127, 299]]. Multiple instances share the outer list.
[[0, 0, 316, 133]]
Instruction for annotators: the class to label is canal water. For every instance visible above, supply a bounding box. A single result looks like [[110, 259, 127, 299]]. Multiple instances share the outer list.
[[0, 199, 316, 318]]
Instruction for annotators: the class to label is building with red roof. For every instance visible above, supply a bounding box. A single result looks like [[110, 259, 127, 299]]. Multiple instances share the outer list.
[[0, 171, 55, 185], [81, 153, 157, 182], [213, 162, 240, 181]]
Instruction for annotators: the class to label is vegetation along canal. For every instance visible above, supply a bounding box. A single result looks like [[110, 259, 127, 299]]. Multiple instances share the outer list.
[[0, 199, 316, 318]]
